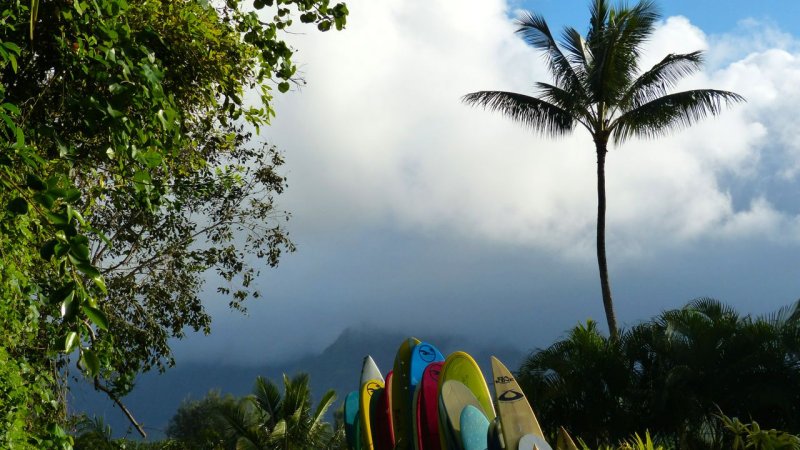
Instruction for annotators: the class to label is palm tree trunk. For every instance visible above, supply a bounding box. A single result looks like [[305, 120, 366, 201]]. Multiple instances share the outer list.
[[595, 140, 619, 341]]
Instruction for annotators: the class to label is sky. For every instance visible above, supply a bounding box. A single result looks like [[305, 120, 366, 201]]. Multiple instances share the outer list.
[[173, 0, 800, 365]]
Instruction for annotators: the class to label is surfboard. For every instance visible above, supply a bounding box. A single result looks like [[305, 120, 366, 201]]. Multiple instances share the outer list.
[[410, 342, 445, 399], [415, 361, 444, 450], [385, 370, 395, 445], [345, 390, 362, 450], [439, 352, 496, 421], [490, 356, 547, 450], [440, 380, 487, 450], [556, 427, 578, 450], [370, 384, 395, 450], [391, 337, 421, 450], [518, 434, 553, 450], [487, 418, 502, 450], [361, 355, 384, 387], [361, 379, 384, 450], [460, 405, 490, 450]]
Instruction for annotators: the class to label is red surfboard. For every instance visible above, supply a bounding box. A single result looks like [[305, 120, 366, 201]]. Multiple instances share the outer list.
[[385, 371, 395, 445], [370, 385, 395, 450], [415, 361, 444, 450]]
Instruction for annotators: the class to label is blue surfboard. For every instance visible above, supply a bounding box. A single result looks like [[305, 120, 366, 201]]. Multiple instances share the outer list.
[[460, 405, 489, 450], [409, 342, 444, 400], [344, 390, 361, 450]]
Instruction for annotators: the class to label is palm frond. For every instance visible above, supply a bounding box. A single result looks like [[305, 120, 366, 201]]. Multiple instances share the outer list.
[[561, 27, 591, 70], [516, 11, 585, 95], [611, 89, 744, 143], [252, 376, 281, 428], [312, 389, 337, 427], [586, 0, 660, 105], [534, 82, 592, 128], [462, 90, 576, 136], [589, 0, 610, 40], [621, 51, 705, 109]]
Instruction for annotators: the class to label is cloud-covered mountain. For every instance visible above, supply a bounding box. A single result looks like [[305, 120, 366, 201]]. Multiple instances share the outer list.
[[71, 327, 526, 439]]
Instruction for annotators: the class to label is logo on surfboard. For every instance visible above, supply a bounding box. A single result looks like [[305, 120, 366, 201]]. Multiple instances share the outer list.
[[366, 381, 381, 395], [418, 344, 437, 362], [494, 375, 514, 384], [498, 390, 524, 402]]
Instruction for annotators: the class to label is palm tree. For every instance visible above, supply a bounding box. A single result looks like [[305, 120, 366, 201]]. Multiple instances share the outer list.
[[463, 0, 743, 340], [516, 320, 639, 445], [219, 373, 340, 450]]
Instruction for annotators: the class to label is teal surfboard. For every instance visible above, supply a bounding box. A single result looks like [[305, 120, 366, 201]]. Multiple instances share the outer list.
[[344, 390, 361, 450], [460, 405, 489, 450]]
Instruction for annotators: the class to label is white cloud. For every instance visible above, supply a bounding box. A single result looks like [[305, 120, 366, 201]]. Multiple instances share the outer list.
[[264, 0, 800, 261]]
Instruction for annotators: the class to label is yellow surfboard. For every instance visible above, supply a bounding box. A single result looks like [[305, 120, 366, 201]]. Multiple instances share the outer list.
[[439, 352, 495, 420], [439, 352, 495, 450], [391, 337, 421, 450], [360, 379, 384, 450], [490, 356, 547, 450]]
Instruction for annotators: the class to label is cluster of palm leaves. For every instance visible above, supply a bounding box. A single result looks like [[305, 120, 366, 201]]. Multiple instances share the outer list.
[[516, 298, 800, 449], [216, 374, 343, 450]]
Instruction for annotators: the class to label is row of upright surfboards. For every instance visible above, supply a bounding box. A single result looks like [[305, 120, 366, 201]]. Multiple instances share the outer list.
[[343, 337, 580, 450]]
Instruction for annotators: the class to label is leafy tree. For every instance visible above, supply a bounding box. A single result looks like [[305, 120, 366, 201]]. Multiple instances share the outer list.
[[517, 299, 800, 449], [0, 0, 347, 444], [463, 0, 743, 340], [518, 320, 639, 446], [165, 391, 238, 450], [629, 299, 800, 448], [218, 373, 342, 450]]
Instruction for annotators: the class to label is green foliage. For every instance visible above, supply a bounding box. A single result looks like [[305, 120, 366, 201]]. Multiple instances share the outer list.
[[518, 298, 800, 449], [1, 0, 347, 445], [718, 414, 800, 450], [217, 373, 343, 450], [577, 431, 668, 450], [165, 391, 238, 449]]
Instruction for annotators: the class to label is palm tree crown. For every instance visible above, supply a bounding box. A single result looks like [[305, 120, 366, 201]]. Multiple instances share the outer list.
[[463, 0, 743, 340]]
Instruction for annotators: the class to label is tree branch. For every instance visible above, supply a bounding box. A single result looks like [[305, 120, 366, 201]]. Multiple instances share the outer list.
[[93, 379, 147, 439]]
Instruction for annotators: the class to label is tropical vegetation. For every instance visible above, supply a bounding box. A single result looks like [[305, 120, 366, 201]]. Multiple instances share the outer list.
[[517, 298, 800, 449], [463, 0, 743, 340], [71, 373, 344, 450], [0, 0, 346, 446]]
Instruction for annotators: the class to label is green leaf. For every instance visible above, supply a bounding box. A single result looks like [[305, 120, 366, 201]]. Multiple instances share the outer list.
[[140, 151, 162, 168], [64, 331, 79, 353], [92, 276, 107, 295], [106, 104, 123, 118], [82, 349, 100, 377], [76, 262, 101, 278], [63, 188, 81, 203], [82, 305, 109, 330], [54, 242, 70, 259], [2, 102, 20, 115], [69, 235, 90, 261], [33, 192, 55, 208], [60, 291, 77, 320], [40, 239, 58, 260], [46, 212, 69, 226], [6, 197, 29, 215], [25, 174, 46, 191]]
